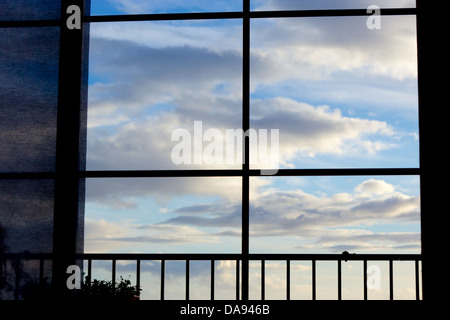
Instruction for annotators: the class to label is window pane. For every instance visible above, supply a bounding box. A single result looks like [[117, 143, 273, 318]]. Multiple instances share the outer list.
[[290, 261, 312, 300], [87, 20, 242, 170], [342, 261, 364, 300], [393, 261, 417, 300], [250, 176, 421, 254], [0, 180, 54, 254], [165, 260, 185, 300], [90, 0, 243, 15], [367, 261, 390, 300], [251, 0, 415, 11], [0, 0, 61, 21], [0, 27, 59, 172], [250, 16, 419, 169], [139, 260, 162, 300], [189, 260, 211, 300], [85, 177, 242, 253], [316, 261, 337, 300]]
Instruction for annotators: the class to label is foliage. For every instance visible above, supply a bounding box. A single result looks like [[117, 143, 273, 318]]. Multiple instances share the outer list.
[[82, 275, 141, 300]]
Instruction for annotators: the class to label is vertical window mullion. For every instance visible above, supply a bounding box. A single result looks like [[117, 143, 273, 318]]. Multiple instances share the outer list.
[[241, 0, 250, 302]]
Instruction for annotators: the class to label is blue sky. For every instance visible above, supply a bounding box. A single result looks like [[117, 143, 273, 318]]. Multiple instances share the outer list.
[[84, 0, 420, 299], [86, 1, 420, 252]]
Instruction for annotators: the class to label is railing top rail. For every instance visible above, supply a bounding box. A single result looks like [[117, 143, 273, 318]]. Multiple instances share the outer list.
[[2, 252, 422, 261]]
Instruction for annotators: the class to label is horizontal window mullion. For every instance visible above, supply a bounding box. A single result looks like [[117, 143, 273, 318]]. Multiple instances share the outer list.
[[249, 7, 416, 19], [254, 168, 421, 176], [81, 169, 243, 178], [83, 8, 416, 24], [0, 20, 61, 28], [85, 11, 244, 23], [78, 168, 420, 178], [0, 168, 419, 179]]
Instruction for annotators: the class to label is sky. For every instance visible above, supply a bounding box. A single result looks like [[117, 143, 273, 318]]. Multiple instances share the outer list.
[[84, 0, 420, 299]]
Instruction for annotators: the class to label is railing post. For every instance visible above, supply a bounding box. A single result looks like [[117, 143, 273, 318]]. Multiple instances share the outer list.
[[236, 260, 240, 300], [389, 260, 393, 300], [338, 260, 342, 300], [210, 260, 215, 300], [312, 260, 316, 300], [160, 260, 165, 300], [186, 260, 190, 300], [136, 259, 141, 295], [286, 260, 290, 300], [415, 260, 420, 300], [363, 260, 368, 300], [261, 260, 265, 300]]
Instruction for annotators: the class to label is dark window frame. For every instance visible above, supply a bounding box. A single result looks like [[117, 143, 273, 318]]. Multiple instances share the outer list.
[[0, 0, 433, 302]]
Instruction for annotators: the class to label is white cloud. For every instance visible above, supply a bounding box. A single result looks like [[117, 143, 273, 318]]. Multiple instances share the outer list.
[[86, 15, 418, 171], [252, 97, 396, 165], [85, 176, 420, 254], [84, 8, 420, 255], [251, 15, 417, 83], [248, 178, 420, 252], [354, 179, 396, 195]]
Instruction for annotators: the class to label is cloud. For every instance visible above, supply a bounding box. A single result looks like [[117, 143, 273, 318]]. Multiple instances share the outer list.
[[85, 177, 242, 209], [354, 179, 395, 195], [251, 15, 417, 82], [248, 178, 420, 252], [104, 0, 243, 15], [84, 218, 225, 252], [83, 10, 420, 254], [86, 16, 417, 171], [85, 176, 420, 254], [160, 203, 241, 228], [252, 0, 416, 10], [252, 97, 396, 165]]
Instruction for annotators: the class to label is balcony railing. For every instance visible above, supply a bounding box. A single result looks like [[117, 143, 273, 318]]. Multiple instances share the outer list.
[[1, 253, 422, 300]]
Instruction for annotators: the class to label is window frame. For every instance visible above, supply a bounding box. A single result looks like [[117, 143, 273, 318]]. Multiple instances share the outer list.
[[0, 0, 432, 302]]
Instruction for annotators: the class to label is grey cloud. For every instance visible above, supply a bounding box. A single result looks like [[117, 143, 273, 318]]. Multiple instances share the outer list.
[[161, 211, 241, 229], [350, 195, 420, 218], [89, 37, 241, 106], [253, 0, 415, 10]]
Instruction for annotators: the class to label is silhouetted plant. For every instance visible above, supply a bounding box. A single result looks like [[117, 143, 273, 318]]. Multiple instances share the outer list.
[[21, 277, 52, 300], [81, 275, 140, 300]]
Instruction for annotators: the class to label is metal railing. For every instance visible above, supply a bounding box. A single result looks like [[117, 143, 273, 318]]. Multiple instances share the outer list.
[[1, 252, 422, 300]]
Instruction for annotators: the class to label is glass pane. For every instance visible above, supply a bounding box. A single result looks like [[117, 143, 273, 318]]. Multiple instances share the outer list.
[[316, 261, 337, 300], [290, 261, 312, 300], [0, 179, 54, 254], [189, 260, 211, 300], [139, 260, 162, 300], [342, 261, 364, 300], [251, 0, 415, 11], [91, 0, 243, 15], [213, 260, 238, 300], [0, 27, 59, 172], [84, 177, 241, 253], [265, 261, 286, 300], [165, 260, 185, 300], [250, 176, 421, 254], [393, 261, 417, 300], [367, 261, 390, 300], [87, 20, 242, 170], [0, 0, 61, 21], [250, 16, 419, 169]]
